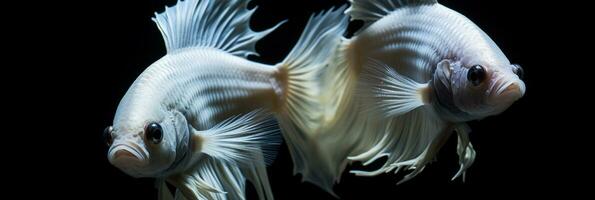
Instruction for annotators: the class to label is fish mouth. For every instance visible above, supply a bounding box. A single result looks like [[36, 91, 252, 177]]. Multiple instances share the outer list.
[[488, 74, 526, 104], [496, 78, 525, 96], [480, 75, 525, 116], [108, 143, 149, 176], [494, 80, 525, 103]]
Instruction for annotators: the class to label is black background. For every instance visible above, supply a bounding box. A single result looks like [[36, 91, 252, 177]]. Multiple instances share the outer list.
[[14, 0, 587, 199]]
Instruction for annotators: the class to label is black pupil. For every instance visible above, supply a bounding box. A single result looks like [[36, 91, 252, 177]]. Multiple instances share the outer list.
[[146, 123, 163, 144], [467, 65, 486, 86]]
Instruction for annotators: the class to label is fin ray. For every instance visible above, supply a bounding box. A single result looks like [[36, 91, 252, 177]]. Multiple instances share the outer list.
[[195, 110, 282, 166], [274, 6, 349, 193], [169, 158, 243, 200], [346, 0, 438, 25], [153, 0, 284, 57], [240, 152, 274, 200], [348, 108, 449, 184], [452, 123, 476, 181], [357, 59, 429, 118], [184, 110, 280, 200], [157, 179, 175, 200]]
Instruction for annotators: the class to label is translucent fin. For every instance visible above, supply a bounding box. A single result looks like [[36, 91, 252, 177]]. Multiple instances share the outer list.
[[152, 0, 285, 57], [240, 151, 274, 200], [188, 110, 279, 200], [452, 123, 476, 181], [174, 190, 187, 200], [276, 5, 349, 132], [157, 180, 175, 200], [346, 0, 437, 25], [319, 37, 359, 126], [357, 59, 429, 118], [348, 108, 450, 184], [169, 157, 244, 200], [273, 6, 349, 192], [194, 109, 282, 166]]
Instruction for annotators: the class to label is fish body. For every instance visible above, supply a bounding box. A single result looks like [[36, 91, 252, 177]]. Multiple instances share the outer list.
[[114, 48, 279, 133], [344, 2, 525, 119], [104, 0, 349, 199], [289, 0, 526, 193]]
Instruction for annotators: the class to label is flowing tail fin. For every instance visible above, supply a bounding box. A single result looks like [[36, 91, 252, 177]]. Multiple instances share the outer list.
[[273, 6, 349, 193]]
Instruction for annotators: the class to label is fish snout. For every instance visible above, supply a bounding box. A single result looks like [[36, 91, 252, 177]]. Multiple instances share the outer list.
[[482, 77, 525, 116], [108, 144, 149, 177], [113, 149, 136, 160], [498, 80, 525, 102]]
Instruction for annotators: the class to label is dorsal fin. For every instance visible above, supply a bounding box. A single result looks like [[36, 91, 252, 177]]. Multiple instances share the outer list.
[[346, 0, 437, 24], [152, 0, 285, 57]]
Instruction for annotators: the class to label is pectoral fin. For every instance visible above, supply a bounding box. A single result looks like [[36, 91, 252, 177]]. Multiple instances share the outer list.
[[357, 59, 430, 118], [192, 109, 281, 166], [174, 110, 280, 200]]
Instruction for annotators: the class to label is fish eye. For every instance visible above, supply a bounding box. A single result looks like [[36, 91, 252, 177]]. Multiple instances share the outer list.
[[512, 64, 524, 79], [145, 123, 163, 144], [467, 65, 486, 86], [104, 126, 113, 146]]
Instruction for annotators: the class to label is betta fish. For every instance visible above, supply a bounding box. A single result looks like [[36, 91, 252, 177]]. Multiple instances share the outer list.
[[103, 0, 348, 199], [281, 0, 526, 194]]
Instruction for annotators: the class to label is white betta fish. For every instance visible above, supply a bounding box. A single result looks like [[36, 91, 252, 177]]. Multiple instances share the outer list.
[[279, 0, 526, 194], [103, 0, 348, 199]]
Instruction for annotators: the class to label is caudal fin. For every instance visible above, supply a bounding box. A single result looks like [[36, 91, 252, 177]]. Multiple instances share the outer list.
[[274, 6, 349, 193]]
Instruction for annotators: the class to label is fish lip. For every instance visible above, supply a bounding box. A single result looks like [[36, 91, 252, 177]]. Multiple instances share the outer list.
[[485, 83, 524, 111], [488, 73, 525, 97], [496, 80, 515, 96], [481, 74, 525, 114], [494, 80, 525, 99], [108, 143, 149, 165]]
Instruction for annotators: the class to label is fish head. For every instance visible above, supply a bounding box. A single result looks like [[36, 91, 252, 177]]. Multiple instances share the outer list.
[[105, 99, 190, 177], [433, 37, 525, 121]]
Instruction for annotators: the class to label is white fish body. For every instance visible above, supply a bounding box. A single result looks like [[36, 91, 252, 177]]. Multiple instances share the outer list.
[[105, 0, 349, 199], [116, 48, 279, 131], [289, 0, 527, 193]]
